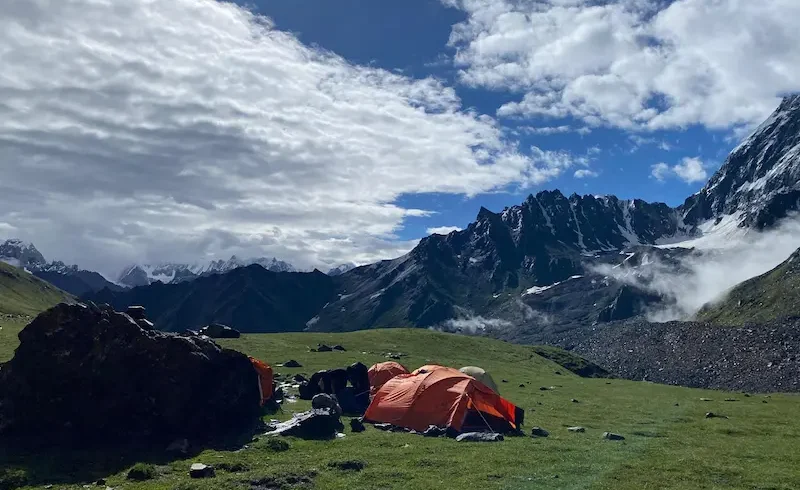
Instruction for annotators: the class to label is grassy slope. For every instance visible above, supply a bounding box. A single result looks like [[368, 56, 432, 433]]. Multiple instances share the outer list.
[[0, 262, 72, 362], [0, 261, 71, 317], [697, 250, 800, 325], [2, 326, 800, 489]]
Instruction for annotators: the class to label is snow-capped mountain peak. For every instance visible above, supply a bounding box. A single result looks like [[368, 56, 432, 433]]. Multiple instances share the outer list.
[[680, 94, 800, 230], [117, 256, 297, 287], [0, 239, 46, 268]]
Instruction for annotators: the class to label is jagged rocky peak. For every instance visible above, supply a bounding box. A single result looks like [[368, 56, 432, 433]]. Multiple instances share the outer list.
[[0, 239, 46, 268], [469, 190, 685, 254], [681, 94, 800, 229]]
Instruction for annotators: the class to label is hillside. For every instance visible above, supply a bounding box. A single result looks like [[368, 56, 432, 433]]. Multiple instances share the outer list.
[[2, 324, 800, 490], [0, 239, 121, 296], [0, 261, 71, 316], [86, 265, 336, 332], [696, 248, 800, 325]]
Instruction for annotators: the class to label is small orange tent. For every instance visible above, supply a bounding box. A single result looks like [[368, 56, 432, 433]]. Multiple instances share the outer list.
[[248, 356, 274, 406], [364, 367, 523, 433], [368, 361, 410, 396]]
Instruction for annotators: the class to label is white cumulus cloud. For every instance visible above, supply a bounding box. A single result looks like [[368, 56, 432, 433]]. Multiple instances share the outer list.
[[0, 0, 550, 277], [446, 0, 800, 132], [427, 226, 463, 235], [651, 158, 706, 183], [672, 157, 708, 184], [651, 162, 671, 181], [574, 169, 599, 179]]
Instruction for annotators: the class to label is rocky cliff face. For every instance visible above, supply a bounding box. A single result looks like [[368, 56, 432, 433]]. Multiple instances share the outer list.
[[680, 95, 800, 229]]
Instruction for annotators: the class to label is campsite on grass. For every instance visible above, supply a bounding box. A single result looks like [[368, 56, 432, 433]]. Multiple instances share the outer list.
[[2, 305, 800, 490]]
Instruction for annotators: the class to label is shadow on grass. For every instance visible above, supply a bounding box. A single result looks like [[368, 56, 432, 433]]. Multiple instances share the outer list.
[[0, 413, 274, 488]]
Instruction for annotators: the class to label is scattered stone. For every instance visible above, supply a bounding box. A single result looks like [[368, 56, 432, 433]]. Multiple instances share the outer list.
[[674, 403, 680, 407], [724, 398, 738, 402], [189, 463, 215, 479], [456, 432, 504, 442], [327, 460, 367, 472], [554, 371, 562, 375], [332, 345, 346, 351], [501, 379, 508, 383], [530, 427, 550, 438], [350, 418, 366, 433], [199, 323, 241, 339], [127, 463, 156, 481], [519, 384, 525, 388], [265, 408, 343, 439], [603, 432, 625, 441], [312, 393, 342, 416], [705, 412, 728, 419], [744, 393, 751, 397], [374, 423, 394, 431], [763, 400, 768, 404], [293, 374, 308, 383], [422, 425, 447, 437], [571, 398, 579, 403], [567, 426, 586, 433], [95, 478, 106, 486], [539, 386, 549, 391], [317, 344, 333, 352], [700, 398, 713, 401], [283, 360, 302, 368]]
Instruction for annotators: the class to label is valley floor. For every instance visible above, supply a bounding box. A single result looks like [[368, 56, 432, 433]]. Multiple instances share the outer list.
[[2, 323, 800, 489]]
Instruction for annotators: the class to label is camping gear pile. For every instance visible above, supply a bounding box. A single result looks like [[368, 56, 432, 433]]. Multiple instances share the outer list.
[[0, 303, 263, 446], [298, 362, 370, 414]]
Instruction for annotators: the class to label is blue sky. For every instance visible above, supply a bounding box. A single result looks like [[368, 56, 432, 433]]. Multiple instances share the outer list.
[[2, 0, 797, 272], [242, 0, 741, 239]]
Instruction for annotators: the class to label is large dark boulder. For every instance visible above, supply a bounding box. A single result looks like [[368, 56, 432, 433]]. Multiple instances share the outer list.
[[0, 303, 261, 446]]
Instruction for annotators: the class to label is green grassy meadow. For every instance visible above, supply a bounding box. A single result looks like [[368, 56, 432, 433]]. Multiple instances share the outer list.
[[2, 322, 800, 490]]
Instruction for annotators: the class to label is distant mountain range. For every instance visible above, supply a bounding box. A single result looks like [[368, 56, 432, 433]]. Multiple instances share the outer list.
[[83, 95, 800, 338], [116, 256, 298, 288], [0, 239, 355, 296], [0, 240, 123, 297]]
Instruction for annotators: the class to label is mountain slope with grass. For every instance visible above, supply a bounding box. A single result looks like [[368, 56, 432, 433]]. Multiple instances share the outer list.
[[0, 261, 72, 316], [2, 325, 800, 490], [697, 247, 800, 325]]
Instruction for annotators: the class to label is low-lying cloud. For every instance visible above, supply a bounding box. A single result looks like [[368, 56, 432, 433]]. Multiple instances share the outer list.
[[437, 316, 513, 334], [594, 217, 800, 321]]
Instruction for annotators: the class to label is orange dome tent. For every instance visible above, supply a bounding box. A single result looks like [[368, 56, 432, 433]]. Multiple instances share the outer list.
[[364, 368, 523, 433], [368, 361, 410, 396], [248, 356, 274, 406]]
